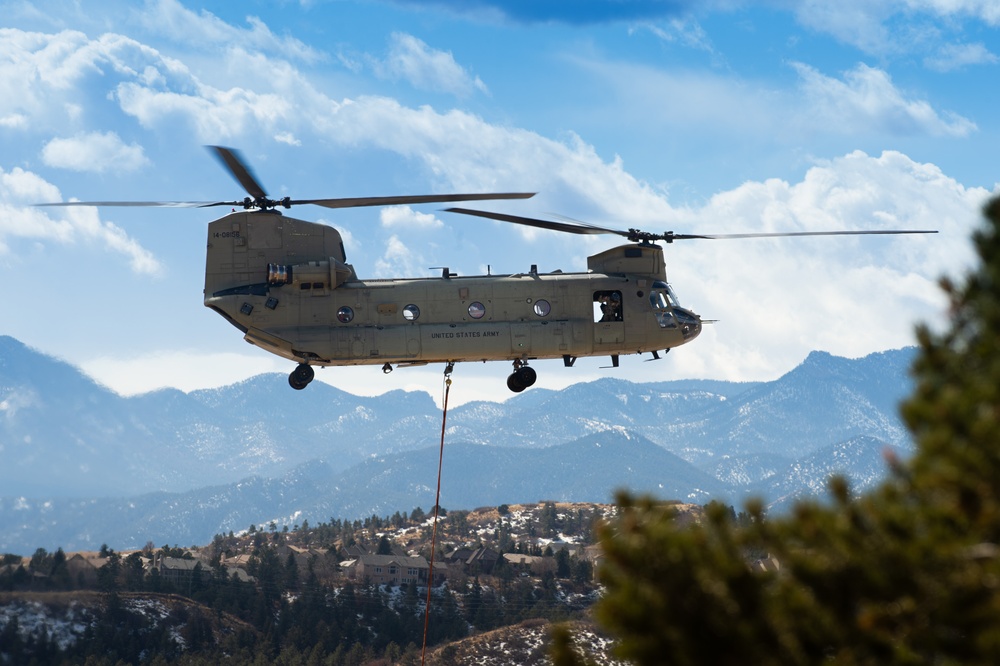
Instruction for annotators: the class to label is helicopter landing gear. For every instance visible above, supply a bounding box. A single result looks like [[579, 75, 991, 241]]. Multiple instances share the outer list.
[[506, 361, 536, 393], [288, 363, 315, 390]]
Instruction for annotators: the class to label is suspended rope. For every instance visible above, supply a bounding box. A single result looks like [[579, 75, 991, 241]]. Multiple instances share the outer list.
[[421, 362, 454, 665]]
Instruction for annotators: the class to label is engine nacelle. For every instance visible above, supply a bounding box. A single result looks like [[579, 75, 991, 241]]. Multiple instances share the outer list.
[[267, 258, 355, 289]]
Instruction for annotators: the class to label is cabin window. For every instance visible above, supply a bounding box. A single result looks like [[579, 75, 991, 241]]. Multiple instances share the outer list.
[[593, 291, 623, 322], [337, 306, 354, 323], [468, 302, 486, 319], [533, 300, 551, 317], [403, 304, 420, 321]]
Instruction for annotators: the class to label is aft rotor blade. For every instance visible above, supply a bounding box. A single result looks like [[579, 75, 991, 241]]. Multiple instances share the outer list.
[[447, 208, 937, 243], [445, 207, 625, 236], [306, 192, 536, 209], [689, 230, 939, 240], [207, 145, 268, 200]]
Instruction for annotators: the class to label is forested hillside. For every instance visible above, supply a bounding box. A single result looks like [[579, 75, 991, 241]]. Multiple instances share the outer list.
[[1, 500, 674, 665]]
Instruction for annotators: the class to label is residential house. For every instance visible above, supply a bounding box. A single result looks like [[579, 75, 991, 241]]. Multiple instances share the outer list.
[[445, 546, 499, 575], [502, 553, 556, 576], [66, 553, 108, 587], [341, 553, 446, 586], [152, 555, 202, 588]]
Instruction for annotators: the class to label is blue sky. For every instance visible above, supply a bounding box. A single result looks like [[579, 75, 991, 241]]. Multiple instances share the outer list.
[[1, 0, 997, 405]]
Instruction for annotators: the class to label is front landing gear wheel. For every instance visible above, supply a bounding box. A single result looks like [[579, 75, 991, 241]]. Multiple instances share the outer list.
[[289, 363, 315, 390], [506, 365, 537, 393]]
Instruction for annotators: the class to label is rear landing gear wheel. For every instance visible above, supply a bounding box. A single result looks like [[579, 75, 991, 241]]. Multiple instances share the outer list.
[[289, 363, 315, 390], [506, 364, 537, 393]]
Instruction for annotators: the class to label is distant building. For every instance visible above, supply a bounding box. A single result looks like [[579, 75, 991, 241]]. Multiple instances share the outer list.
[[151, 554, 202, 587], [66, 554, 108, 587], [445, 546, 499, 575], [502, 553, 556, 576], [541, 540, 583, 557], [341, 553, 446, 586]]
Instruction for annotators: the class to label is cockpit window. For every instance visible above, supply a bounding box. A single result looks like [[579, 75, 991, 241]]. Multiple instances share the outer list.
[[650, 282, 678, 329]]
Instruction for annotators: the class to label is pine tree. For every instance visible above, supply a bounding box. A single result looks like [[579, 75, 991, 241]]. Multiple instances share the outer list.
[[552, 196, 1000, 665]]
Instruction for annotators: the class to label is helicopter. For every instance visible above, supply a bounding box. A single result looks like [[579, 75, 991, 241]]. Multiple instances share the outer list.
[[41, 146, 937, 393]]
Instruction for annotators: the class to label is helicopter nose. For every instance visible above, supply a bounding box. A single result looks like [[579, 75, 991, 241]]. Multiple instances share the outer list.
[[674, 307, 701, 340]]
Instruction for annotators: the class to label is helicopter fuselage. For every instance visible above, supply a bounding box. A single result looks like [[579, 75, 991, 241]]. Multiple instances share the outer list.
[[203, 211, 702, 383]]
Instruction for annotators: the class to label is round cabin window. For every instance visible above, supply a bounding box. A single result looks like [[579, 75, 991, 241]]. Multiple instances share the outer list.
[[468, 302, 486, 319], [403, 304, 420, 321], [337, 306, 354, 323], [533, 299, 551, 317]]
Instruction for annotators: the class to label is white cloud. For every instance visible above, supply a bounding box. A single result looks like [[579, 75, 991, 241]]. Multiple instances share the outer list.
[[637, 17, 717, 55], [656, 150, 990, 382], [0, 166, 162, 275], [792, 62, 977, 137], [274, 131, 301, 146], [372, 32, 488, 97], [380, 205, 443, 229], [0, 113, 27, 129], [789, 0, 896, 54], [0, 28, 185, 133], [79, 350, 288, 395], [135, 0, 324, 63], [374, 233, 431, 278], [565, 55, 976, 145], [924, 42, 999, 71], [905, 0, 1000, 24], [41, 131, 150, 173], [788, 0, 1000, 55], [114, 47, 315, 142]]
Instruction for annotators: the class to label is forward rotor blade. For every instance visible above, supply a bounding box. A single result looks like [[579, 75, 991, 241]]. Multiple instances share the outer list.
[[306, 192, 535, 210], [36, 200, 239, 208], [207, 145, 268, 200], [37, 194, 538, 211]]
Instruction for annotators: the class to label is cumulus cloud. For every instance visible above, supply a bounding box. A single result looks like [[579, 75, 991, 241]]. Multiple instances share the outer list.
[[114, 48, 318, 142], [374, 233, 430, 278], [792, 62, 977, 137], [380, 205, 443, 229], [924, 42, 999, 71], [372, 32, 488, 97], [905, 0, 1000, 25], [0, 28, 189, 134], [790, 0, 1000, 57], [0, 166, 162, 275], [274, 131, 301, 146], [563, 55, 977, 145], [135, 0, 323, 63], [41, 131, 150, 173], [654, 150, 989, 382]]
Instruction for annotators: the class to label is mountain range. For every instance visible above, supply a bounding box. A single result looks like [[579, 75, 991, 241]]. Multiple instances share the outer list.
[[0, 335, 917, 553]]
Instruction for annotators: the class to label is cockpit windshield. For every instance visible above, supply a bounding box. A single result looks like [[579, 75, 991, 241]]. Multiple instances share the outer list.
[[650, 281, 678, 328]]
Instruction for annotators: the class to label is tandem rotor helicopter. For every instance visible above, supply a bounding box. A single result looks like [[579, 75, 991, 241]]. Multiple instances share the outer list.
[[42, 147, 936, 393]]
